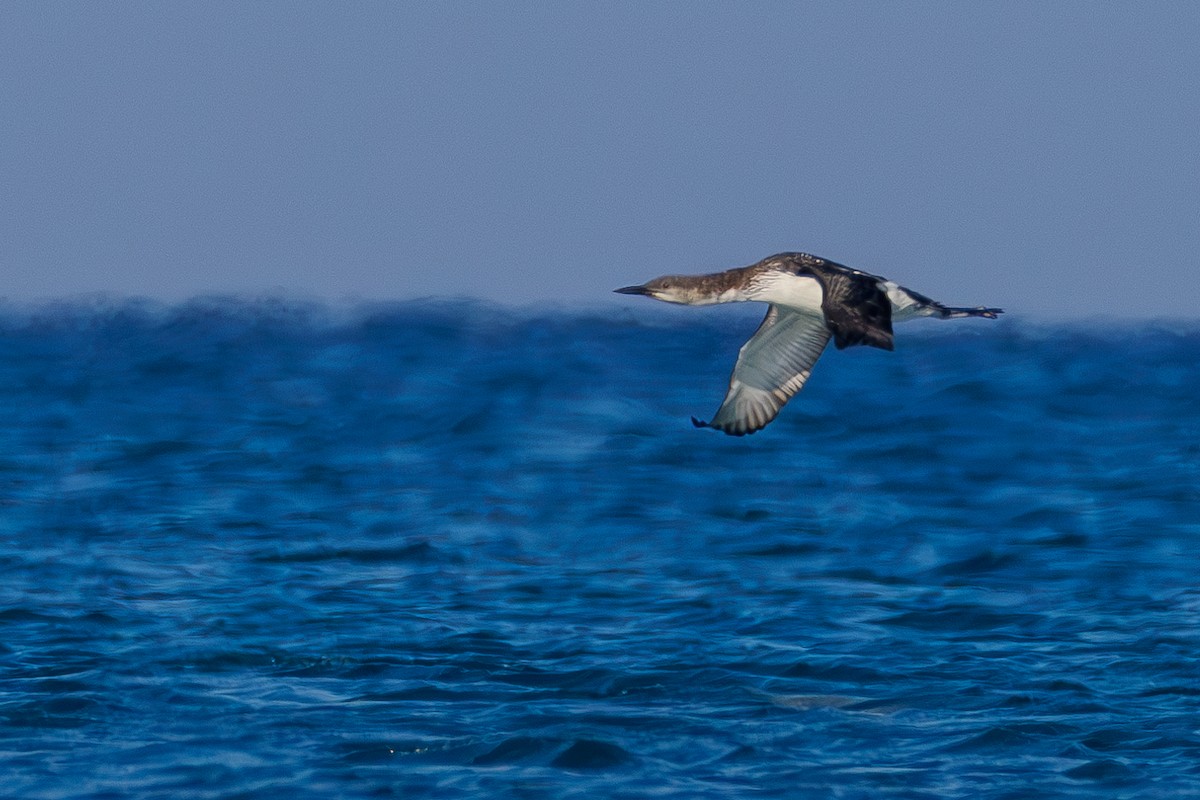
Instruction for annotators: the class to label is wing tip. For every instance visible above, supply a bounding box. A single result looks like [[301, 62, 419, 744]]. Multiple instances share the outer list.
[[833, 327, 894, 351], [691, 416, 755, 436]]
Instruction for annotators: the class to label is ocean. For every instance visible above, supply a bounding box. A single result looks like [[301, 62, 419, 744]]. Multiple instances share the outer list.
[[1, 299, 1197, 799]]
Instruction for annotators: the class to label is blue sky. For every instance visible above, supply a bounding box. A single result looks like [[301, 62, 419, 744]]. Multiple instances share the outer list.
[[2, 2, 1197, 317]]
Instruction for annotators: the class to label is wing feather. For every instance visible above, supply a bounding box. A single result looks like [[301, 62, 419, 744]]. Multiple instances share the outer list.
[[697, 305, 832, 435]]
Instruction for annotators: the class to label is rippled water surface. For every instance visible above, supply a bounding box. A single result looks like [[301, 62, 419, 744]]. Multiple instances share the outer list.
[[2, 300, 1198, 798]]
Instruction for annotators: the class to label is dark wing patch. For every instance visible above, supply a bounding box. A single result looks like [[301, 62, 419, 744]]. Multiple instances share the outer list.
[[802, 267, 893, 351]]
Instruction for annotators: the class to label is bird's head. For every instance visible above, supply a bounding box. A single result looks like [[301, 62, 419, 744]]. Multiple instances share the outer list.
[[614, 275, 709, 305]]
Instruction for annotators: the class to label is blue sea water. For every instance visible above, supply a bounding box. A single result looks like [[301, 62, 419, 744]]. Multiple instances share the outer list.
[[1, 298, 1198, 799]]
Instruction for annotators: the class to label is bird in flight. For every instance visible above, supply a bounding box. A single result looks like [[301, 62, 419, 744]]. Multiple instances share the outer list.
[[615, 252, 1002, 435]]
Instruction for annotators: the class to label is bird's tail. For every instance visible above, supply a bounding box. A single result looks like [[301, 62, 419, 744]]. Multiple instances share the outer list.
[[936, 305, 1003, 320]]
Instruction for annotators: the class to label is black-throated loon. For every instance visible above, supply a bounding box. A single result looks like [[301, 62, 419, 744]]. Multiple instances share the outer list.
[[615, 251, 1002, 435]]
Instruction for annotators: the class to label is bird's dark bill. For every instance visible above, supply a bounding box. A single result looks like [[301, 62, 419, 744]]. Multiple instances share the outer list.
[[614, 285, 651, 295]]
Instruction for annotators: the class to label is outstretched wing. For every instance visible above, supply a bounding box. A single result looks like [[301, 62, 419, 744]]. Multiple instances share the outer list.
[[693, 305, 832, 436]]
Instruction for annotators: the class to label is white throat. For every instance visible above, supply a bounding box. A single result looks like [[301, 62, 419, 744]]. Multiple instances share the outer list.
[[743, 272, 825, 313]]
